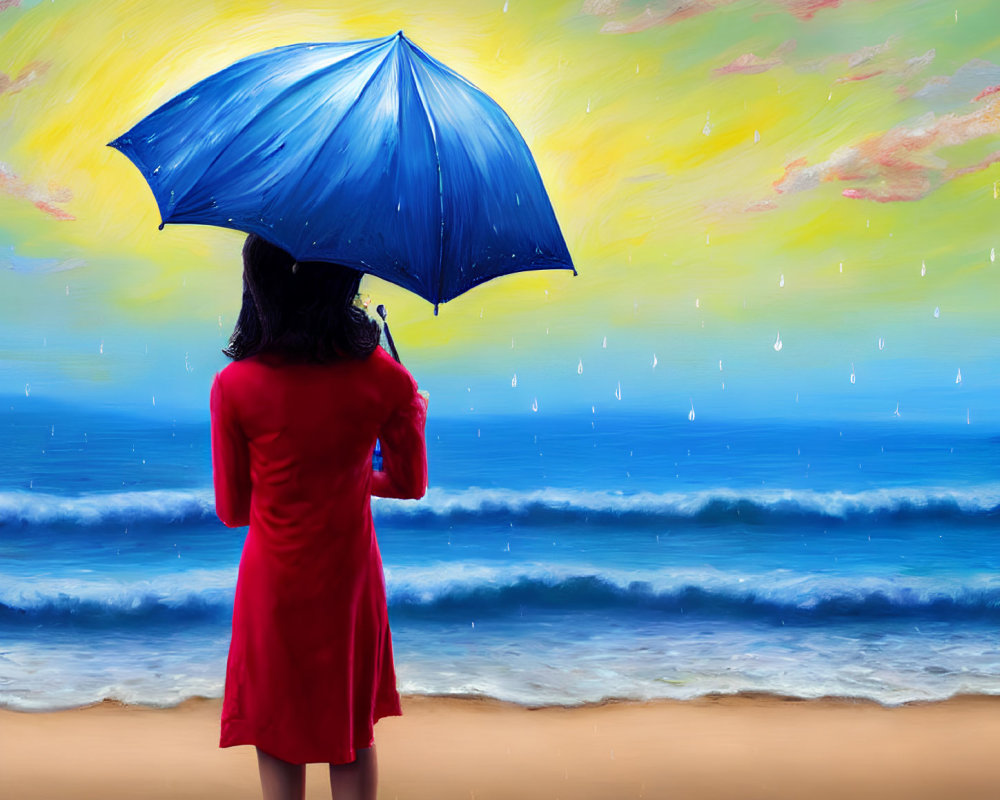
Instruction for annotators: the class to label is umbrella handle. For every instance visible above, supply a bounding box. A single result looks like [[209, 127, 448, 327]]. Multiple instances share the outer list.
[[376, 304, 401, 363]]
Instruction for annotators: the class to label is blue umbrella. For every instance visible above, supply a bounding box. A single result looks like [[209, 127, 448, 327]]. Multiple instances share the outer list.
[[109, 31, 575, 313]]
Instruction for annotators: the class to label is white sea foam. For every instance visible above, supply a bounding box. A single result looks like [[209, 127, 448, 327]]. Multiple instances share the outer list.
[[4, 563, 999, 618], [1, 484, 996, 527]]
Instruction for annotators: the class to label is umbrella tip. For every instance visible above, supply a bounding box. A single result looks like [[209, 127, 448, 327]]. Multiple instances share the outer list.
[[396, 30, 404, 38]]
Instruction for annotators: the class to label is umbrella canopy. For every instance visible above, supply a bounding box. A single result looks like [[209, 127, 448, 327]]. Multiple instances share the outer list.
[[109, 31, 575, 312]]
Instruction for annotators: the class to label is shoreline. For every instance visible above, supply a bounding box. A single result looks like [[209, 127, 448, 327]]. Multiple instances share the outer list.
[[2, 693, 1000, 799], [4, 687, 999, 714]]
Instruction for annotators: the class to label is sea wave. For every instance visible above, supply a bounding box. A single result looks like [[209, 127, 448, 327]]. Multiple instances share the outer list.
[[1, 485, 998, 527], [376, 486, 1000, 525], [0, 489, 215, 525], [3, 565, 999, 626]]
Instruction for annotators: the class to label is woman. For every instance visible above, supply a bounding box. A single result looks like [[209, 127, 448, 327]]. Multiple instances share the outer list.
[[211, 234, 428, 800]]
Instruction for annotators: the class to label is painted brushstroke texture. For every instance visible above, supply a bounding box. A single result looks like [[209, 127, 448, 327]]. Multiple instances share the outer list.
[[0, 0, 995, 422], [0, 162, 74, 220], [0, 60, 47, 95], [774, 92, 1000, 203], [714, 35, 934, 86], [585, 0, 878, 32], [2, 246, 84, 273]]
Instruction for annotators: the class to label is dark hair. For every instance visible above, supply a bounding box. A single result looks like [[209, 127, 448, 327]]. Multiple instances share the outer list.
[[223, 234, 379, 362]]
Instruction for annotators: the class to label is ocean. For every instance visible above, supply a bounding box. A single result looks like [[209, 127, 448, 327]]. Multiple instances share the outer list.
[[1, 397, 998, 710]]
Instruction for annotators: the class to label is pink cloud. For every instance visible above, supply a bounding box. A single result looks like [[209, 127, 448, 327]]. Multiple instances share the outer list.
[[772, 93, 1000, 203], [0, 61, 50, 96], [973, 85, 1000, 103], [584, 0, 877, 33], [715, 53, 783, 76], [0, 162, 75, 220], [714, 40, 797, 76], [834, 69, 885, 84], [0, 0, 21, 11]]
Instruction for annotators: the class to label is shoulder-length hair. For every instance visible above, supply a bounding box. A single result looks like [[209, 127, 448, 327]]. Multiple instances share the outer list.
[[223, 234, 379, 363]]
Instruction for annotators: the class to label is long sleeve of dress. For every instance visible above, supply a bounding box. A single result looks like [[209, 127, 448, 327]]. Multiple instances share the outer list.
[[371, 390, 428, 500], [210, 373, 251, 527]]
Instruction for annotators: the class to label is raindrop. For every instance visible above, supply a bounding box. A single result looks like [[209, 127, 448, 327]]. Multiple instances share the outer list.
[[152, 395, 156, 407], [779, 274, 784, 288], [652, 354, 658, 369], [695, 298, 700, 308], [878, 337, 885, 351], [933, 307, 940, 318], [614, 381, 622, 400], [218, 315, 223, 329], [991, 247, 996, 263], [577, 359, 583, 375], [753, 130, 760, 144], [511, 337, 515, 349], [688, 401, 695, 421], [839, 262, 843, 273], [705, 234, 710, 246], [24, 383, 30, 397], [773, 332, 783, 352], [828, 90, 833, 101], [531, 397, 538, 412], [586, 98, 591, 113], [602, 336, 607, 349], [718, 360, 723, 371], [503, 0, 508, 11], [955, 368, 962, 385], [702, 112, 712, 136], [893, 402, 901, 417], [50, 425, 54, 437], [511, 373, 518, 388], [967, 408, 971, 425], [850, 364, 856, 384], [921, 260, 926, 277], [99, 340, 104, 355]]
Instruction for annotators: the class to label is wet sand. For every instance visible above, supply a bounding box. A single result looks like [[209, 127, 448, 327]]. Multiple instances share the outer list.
[[2, 693, 999, 799]]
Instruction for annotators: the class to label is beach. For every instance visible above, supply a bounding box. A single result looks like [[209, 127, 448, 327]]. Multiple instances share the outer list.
[[3, 411, 1000, 798], [2, 693, 1000, 799]]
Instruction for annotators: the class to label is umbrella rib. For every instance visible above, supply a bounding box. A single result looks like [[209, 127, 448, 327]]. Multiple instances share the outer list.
[[405, 57, 445, 314], [168, 38, 392, 219]]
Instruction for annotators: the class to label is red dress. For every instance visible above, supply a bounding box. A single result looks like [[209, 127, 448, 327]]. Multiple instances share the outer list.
[[210, 346, 427, 765]]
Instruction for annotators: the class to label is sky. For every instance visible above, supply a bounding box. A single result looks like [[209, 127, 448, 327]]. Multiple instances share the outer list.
[[1, 0, 998, 423]]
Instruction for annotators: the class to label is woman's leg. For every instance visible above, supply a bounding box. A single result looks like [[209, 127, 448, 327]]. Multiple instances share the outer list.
[[256, 747, 306, 800], [328, 745, 377, 800]]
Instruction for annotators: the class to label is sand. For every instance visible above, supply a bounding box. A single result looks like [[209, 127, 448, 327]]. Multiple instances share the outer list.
[[2, 693, 999, 799]]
